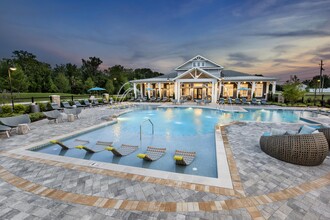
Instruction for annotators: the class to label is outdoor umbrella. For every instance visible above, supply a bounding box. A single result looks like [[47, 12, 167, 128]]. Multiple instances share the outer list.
[[87, 87, 106, 92], [238, 87, 251, 91]]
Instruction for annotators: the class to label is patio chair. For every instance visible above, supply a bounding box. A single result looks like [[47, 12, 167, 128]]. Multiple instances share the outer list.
[[173, 150, 196, 166], [227, 98, 233, 104], [251, 98, 259, 105], [0, 124, 11, 138], [50, 103, 64, 111], [241, 98, 250, 105], [137, 146, 166, 161], [0, 114, 31, 129], [171, 99, 178, 105], [50, 140, 72, 150], [261, 99, 268, 105], [61, 101, 74, 109], [218, 98, 225, 105], [74, 100, 87, 108], [260, 132, 328, 166], [105, 144, 139, 156], [161, 96, 169, 102], [235, 98, 241, 104], [43, 110, 62, 123]]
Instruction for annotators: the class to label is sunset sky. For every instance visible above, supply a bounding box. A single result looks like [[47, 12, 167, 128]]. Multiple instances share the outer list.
[[0, 0, 329, 83]]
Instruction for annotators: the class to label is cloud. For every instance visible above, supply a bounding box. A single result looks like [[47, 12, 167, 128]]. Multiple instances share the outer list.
[[229, 62, 254, 68], [228, 53, 260, 62], [255, 30, 330, 38]]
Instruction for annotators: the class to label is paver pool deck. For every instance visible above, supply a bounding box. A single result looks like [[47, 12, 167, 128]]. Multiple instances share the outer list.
[[0, 103, 329, 219]]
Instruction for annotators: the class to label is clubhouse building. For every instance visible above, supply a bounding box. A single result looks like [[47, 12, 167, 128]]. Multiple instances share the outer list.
[[131, 55, 277, 103]]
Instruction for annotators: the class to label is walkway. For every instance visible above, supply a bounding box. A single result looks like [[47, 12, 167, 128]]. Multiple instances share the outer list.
[[0, 104, 329, 219]]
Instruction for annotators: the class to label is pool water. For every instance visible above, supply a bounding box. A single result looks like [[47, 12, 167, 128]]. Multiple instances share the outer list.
[[33, 106, 315, 178]]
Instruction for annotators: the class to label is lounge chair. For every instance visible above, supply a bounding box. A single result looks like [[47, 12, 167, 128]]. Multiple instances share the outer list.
[[241, 98, 250, 105], [61, 101, 74, 109], [155, 97, 162, 102], [43, 110, 62, 123], [171, 99, 178, 104], [203, 99, 211, 105], [261, 99, 268, 105], [82, 100, 92, 107], [173, 150, 196, 166], [149, 97, 157, 102], [75, 144, 105, 153], [74, 100, 87, 108], [0, 114, 31, 130], [235, 98, 241, 104], [51, 103, 64, 111], [137, 146, 166, 161], [0, 124, 11, 138], [161, 96, 169, 102], [64, 108, 82, 119], [227, 98, 233, 104], [218, 98, 225, 105], [50, 140, 72, 149], [251, 98, 259, 105], [105, 144, 139, 156], [195, 99, 203, 105], [92, 99, 101, 106]]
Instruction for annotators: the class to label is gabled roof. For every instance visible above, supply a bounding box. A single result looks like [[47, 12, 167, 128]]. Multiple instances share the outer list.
[[175, 55, 224, 70], [173, 67, 220, 80], [222, 70, 251, 77]]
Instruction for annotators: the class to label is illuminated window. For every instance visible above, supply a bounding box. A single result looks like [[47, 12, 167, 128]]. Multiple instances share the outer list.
[[255, 83, 263, 97], [224, 84, 234, 97], [240, 83, 249, 97]]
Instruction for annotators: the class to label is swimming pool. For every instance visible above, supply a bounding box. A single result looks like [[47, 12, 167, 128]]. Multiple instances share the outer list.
[[32, 106, 316, 179]]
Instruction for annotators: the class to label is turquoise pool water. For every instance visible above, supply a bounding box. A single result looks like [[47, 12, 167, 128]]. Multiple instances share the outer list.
[[32, 106, 317, 178]]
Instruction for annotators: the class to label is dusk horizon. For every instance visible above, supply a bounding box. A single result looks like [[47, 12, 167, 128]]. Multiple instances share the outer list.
[[1, 0, 329, 84]]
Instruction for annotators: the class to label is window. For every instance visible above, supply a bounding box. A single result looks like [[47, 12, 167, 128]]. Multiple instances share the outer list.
[[255, 83, 263, 97], [224, 84, 234, 97], [240, 83, 249, 97]]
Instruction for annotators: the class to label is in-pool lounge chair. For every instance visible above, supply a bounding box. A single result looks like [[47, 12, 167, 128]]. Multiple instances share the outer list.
[[50, 140, 72, 150], [0, 124, 11, 138], [173, 150, 196, 166], [137, 146, 166, 161], [105, 144, 139, 156]]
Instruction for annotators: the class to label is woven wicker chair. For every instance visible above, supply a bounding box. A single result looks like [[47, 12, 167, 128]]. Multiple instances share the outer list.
[[260, 132, 328, 166], [317, 128, 330, 150]]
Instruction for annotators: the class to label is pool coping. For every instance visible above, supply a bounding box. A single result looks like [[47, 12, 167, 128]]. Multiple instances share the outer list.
[[6, 108, 234, 189]]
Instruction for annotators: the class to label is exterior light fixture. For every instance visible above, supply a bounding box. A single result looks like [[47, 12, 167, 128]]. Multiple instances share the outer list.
[[8, 66, 17, 110]]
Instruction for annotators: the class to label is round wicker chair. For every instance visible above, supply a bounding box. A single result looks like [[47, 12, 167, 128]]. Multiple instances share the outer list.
[[317, 127, 330, 150], [260, 132, 329, 166]]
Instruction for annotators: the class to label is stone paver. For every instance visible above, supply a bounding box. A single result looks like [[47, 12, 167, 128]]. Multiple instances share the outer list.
[[0, 103, 329, 219]]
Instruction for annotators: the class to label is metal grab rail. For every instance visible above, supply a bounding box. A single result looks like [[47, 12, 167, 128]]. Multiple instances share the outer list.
[[140, 119, 154, 140]]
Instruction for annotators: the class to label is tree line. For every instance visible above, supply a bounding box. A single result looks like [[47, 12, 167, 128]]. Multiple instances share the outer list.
[[0, 50, 163, 95]]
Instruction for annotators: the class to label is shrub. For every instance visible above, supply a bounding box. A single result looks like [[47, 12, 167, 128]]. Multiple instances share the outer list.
[[37, 102, 47, 112], [29, 112, 46, 122], [14, 104, 28, 114], [1, 105, 12, 114]]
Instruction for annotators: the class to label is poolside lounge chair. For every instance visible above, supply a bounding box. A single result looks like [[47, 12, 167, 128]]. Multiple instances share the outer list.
[[137, 146, 166, 161], [92, 99, 101, 106], [173, 150, 196, 166], [241, 98, 250, 105], [0, 124, 11, 138], [149, 97, 157, 102], [61, 101, 74, 109], [105, 144, 139, 156], [171, 99, 178, 104], [227, 98, 233, 104], [0, 114, 31, 130], [82, 100, 92, 107], [43, 110, 62, 123], [51, 103, 64, 111], [64, 108, 82, 119], [218, 98, 225, 105], [195, 99, 203, 105], [74, 100, 87, 108], [251, 98, 259, 105], [261, 99, 268, 105], [203, 99, 211, 105], [161, 96, 169, 102], [235, 98, 241, 104]]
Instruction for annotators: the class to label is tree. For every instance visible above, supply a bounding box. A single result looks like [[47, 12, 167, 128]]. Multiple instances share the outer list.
[[105, 79, 115, 94], [84, 77, 95, 92], [54, 73, 70, 93], [282, 82, 306, 104]]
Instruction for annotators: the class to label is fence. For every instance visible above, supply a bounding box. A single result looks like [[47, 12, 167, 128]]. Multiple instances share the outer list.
[[0, 94, 90, 105]]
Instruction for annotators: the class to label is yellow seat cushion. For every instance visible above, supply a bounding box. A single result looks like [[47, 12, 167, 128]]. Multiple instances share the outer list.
[[75, 145, 85, 149], [137, 153, 146, 159], [173, 155, 183, 161], [105, 146, 114, 151]]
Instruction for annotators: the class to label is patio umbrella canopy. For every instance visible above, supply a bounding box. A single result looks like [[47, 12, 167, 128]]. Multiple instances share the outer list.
[[87, 87, 106, 92]]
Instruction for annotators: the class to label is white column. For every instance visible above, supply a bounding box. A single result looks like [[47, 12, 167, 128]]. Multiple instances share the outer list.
[[265, 82, 270, 99], [177, 81, 181, 100], [140, 83, 143, 97], [251, 82, 256, 98], [147, 83, 151, 99], [158, 83, 162, 98], [272, 81, 276, 94], [236, 82, 241, 98], [211, 81, 216, 103], [133, 83, 137, 98], [174, 81, 178, 99], [219, 81, 223, 98]]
